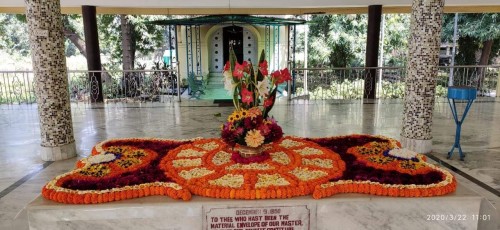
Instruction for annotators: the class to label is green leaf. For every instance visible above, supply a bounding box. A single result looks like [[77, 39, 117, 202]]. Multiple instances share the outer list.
[[263, 87, 278, 118], [256, 49, 266, 81], [233, 83, 240, 110], [229, 47, 237, 71]]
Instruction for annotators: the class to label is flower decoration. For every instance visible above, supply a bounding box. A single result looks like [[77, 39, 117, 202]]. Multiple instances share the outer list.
[[41, 135, 457, 204], [221, 49, 290, 149], [221, 108, 283, 148], [383, 148, 419, 161]]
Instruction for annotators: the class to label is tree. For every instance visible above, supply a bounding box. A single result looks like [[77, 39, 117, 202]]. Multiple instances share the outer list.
[[120, 15, 135, 70], [307, 14, 367, 68], [442, 13, 500, 65], [98, 15, 167, 70], [62, 15, 87, 58], [0, 14, 31, 57], [442, 13, 500, 90], [382, 14, 410, 67]]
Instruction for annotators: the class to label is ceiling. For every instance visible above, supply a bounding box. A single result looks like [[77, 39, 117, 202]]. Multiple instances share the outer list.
[[1, 0, 500, 14]]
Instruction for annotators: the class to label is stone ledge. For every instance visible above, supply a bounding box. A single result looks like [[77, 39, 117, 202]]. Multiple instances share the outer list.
[[26, 184, 496, 230]]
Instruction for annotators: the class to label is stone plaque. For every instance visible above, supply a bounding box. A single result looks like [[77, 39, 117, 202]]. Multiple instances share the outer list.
[[204, 205, 312, 230]]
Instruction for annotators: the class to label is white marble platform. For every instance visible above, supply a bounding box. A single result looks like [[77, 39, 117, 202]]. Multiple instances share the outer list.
[[27, 184, 497, 230]]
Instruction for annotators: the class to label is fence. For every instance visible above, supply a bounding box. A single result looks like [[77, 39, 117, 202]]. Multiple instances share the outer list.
[[291, 65, 499, 100], [0, 69, 181, 104], [0, 71, 36, 104], [0, 66, 498, 104]]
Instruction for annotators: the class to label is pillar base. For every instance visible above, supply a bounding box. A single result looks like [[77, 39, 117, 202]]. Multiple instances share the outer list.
[[40, 142, 77, 161], [399, 136, 432, 154]]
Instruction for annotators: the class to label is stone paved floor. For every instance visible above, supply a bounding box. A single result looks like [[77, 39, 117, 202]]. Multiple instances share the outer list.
[[0, 98, 498, 229]]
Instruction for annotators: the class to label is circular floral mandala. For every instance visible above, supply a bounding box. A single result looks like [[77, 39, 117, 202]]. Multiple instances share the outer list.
[[160, 137, 346, 199]]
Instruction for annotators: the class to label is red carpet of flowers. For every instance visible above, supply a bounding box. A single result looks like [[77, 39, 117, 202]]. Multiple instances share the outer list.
[[42, 135, 456, 204]]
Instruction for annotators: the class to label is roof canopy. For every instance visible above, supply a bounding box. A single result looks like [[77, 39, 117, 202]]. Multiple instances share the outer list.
[[148, 15, 306, 26]]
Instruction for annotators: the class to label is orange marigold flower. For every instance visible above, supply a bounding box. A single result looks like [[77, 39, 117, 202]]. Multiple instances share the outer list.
[[247, 107, 262, 119], [244, 129, 265, 147]]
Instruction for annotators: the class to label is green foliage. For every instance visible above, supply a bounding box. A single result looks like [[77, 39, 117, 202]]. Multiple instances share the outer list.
[[296, 79, 448, 100], [442, 13, 500, 41], [98, 15, 168, 68], [456, 36, 480, 65], [0, 14, 31, 57], [442, 13, 500, 65], [383, 14, 410, 66], [306, 14, 410, 68], [62, 15, 84, 57], [296, 79, 364, 99], [0, 14, 85, 60], [307, 14, 367, 68], [435, 85, 448, 98], [379, 81, 406, 99]]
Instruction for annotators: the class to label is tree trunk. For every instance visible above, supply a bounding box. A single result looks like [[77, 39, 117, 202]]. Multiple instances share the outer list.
[[63, 26, 112, 83], [120, 15, 135, 70], [63, 27, 87, 57], [478, 39, 493, 66], [477, 39, 493, 90]]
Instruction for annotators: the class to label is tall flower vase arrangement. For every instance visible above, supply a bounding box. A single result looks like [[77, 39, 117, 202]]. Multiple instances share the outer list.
[[221, 48, 290, 159]]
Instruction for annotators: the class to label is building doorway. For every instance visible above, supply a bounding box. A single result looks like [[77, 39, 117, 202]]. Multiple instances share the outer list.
[[223, 26, 244, 64]]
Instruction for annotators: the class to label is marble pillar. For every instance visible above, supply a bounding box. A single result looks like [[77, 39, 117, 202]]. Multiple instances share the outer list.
[[401, 0, 445, 154], [25, 0, 77, 161]]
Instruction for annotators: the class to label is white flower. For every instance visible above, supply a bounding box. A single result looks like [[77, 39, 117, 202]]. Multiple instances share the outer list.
[[386, 148, 418, 160], [179, 168, 214, 180], [223, 71, 237, 94], [87, 153, 116, 164], [224, 78, 237, 94], [172, 158, 202, 168], [255, 174, 290, 188], [256, 78, 270, 97], [209, 174, 244, 188], [223, 70, 232, 80]]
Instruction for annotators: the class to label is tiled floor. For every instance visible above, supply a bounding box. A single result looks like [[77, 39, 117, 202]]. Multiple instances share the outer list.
[[0, 98, 498, 229]]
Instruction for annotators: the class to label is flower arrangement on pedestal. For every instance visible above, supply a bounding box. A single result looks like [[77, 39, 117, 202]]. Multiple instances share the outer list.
[[220, 49, 291, 158]]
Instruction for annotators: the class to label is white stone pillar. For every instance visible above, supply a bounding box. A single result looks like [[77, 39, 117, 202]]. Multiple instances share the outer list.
[[25, 0, 77, 161], [401, 0, 445, 154]]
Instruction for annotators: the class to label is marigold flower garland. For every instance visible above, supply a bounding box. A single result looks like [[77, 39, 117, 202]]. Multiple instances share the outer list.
[[160, 137, 345, 200], [42, 135, 457, 204], [43, 138, 193, 204]]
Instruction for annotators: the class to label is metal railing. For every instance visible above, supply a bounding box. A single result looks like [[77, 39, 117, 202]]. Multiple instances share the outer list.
[[0, 69, 182, 104], [0, 66, 498, 104], [291, 65, 499, 100], [68, 69, 181, 103], [0, 71, 37, 104]]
